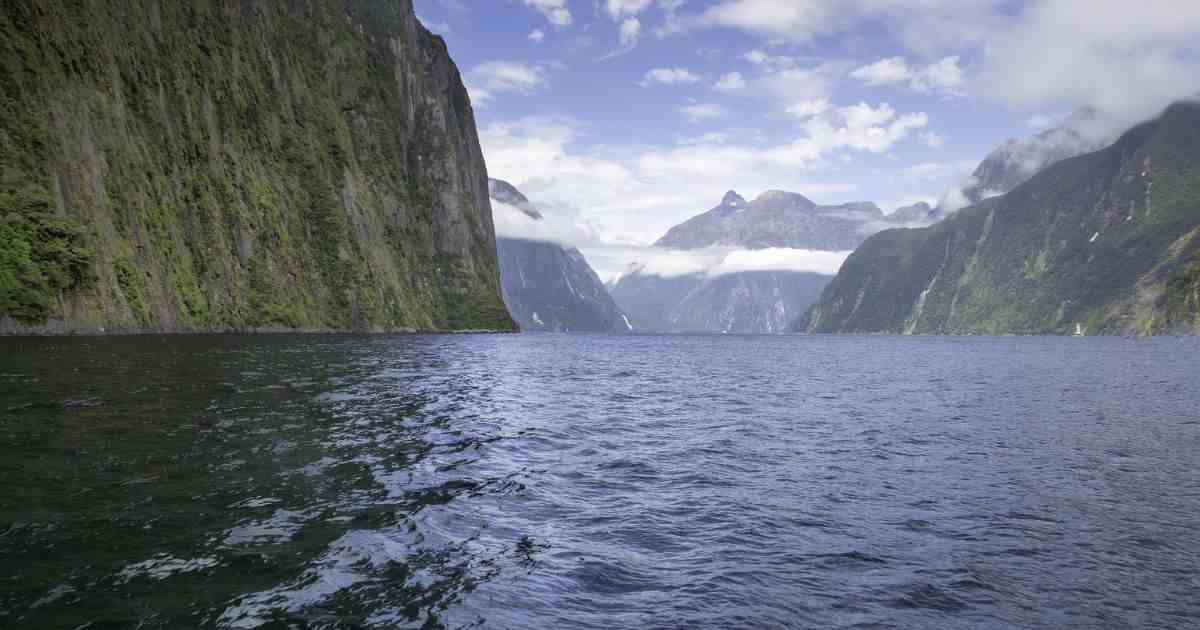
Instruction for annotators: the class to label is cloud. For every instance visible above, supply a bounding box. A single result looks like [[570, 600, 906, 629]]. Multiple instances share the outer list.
[[522, 0, 572, 27], [973, 0, 1200, 121], [479, 105, 929, 279], [786, 99, 829, 119], [692, 0, 830, 42], [605, 0, 654, 18], [1026, 113, 1058, 129], [662, 0, 1007, 52], [713, 72, 746, 92], [674, 1, 1196, 120], [710, 248, 851, 276], [528, 29, 546, 43], [640, 67, 702, 85], [465, 61, 546, 105], [678, 102, 726, 123], [743, 49, 770, 64], [850, 56, 965, 95], [492, 200, 599, 246], [618, 17, 642, 47], [619, 246, 851, 280], [911, 56, 964, 94], [849, 56, 911, 86]]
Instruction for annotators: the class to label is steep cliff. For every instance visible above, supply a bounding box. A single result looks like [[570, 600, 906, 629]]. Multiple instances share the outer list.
[[0, 0, 514, 333], [799, 102, 1200, 336], [489, 180, 629, 333]]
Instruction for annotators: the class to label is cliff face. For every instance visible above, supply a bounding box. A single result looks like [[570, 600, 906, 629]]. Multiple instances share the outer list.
[[799, 102, 1200, 336], [489, 179, 629, 333], [0, 0, 514, 333]]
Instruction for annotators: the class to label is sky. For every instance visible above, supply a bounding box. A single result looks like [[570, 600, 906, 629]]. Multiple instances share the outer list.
[[415, 0, 1200, 281]]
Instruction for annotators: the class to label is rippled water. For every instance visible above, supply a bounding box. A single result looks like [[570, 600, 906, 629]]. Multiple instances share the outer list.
[[2, 334, 1199, 629]]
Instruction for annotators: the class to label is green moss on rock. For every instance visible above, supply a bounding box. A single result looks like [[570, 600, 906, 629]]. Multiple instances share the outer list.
[[0, 0, 514, 333]]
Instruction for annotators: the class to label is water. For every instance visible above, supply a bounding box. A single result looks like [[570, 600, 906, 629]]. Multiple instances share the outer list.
[[2, 334, 1199, 629]]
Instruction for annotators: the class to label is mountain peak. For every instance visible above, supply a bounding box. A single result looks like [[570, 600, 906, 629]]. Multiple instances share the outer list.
[[488, 178, 542, 220], [753, 189, 816, 209], [721, 190, 747, 207]]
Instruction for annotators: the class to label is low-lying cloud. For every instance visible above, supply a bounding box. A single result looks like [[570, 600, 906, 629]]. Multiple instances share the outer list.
[[624, 246, 852, 280]]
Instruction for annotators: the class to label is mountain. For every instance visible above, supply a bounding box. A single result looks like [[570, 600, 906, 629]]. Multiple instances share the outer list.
[[0, 0, 513, 333], [490, 180, 630, 333], [949, 107, 1116, 210], [657, 190, 885, 251], [889, 202, 939, 224], [798, 102, 1200, 336], [611, 270, 830, 334], [611, 189, 896, 333]]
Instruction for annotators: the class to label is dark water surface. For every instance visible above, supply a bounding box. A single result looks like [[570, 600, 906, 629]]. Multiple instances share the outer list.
[[2, 334, 1199, 629]]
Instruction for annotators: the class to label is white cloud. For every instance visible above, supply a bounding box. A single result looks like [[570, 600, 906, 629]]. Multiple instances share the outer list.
[[663, 0, 1007, 52], [480, 105, 929, 279], [673, 1, 1197, 120], [640, 67, 702, 85], [911, 56, 964, 93], [528, 29, 546, 43], [605, 0, 654, 18], [850, 56, 964, 95], [710, 248, 851, 276], [849, 56, 911, 86], [786, 99, 829, 119], [974, 0, 1200, 121], [743, 49, 769, 64], [713, 72, 746, 92], [465, 61, 546, 105], [618, 246, 851, 280], [618, 17, 642, 47], [694, 0, 831, 42], [522, 0, 572, 27], [492, 200, 599, 246], [1026, 113, 1058, 129], [678, 102, 726, 123]]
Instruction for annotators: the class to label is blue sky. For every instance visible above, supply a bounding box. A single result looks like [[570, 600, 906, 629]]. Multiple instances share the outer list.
[[414, 0, 1200, 280]]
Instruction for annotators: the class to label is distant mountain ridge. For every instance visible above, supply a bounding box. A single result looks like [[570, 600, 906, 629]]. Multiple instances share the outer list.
[[613, 189, 912, 333], [798, 101, 1200, 336], [656, 190, 885, 251], [489, 180, 629, 333]]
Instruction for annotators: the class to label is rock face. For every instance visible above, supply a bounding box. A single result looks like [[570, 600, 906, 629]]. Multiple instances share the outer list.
[[799, 102, 1200, 336], [611, 189, 891, 333], [0, 0, 514, 333], [490, 180, 630, 333]]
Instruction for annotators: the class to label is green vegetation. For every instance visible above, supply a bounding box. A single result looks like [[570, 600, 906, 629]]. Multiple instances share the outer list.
[[0, 0, 514, 332], [801, 103, 1200, 336], [1161, 251, 1200, 331]]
